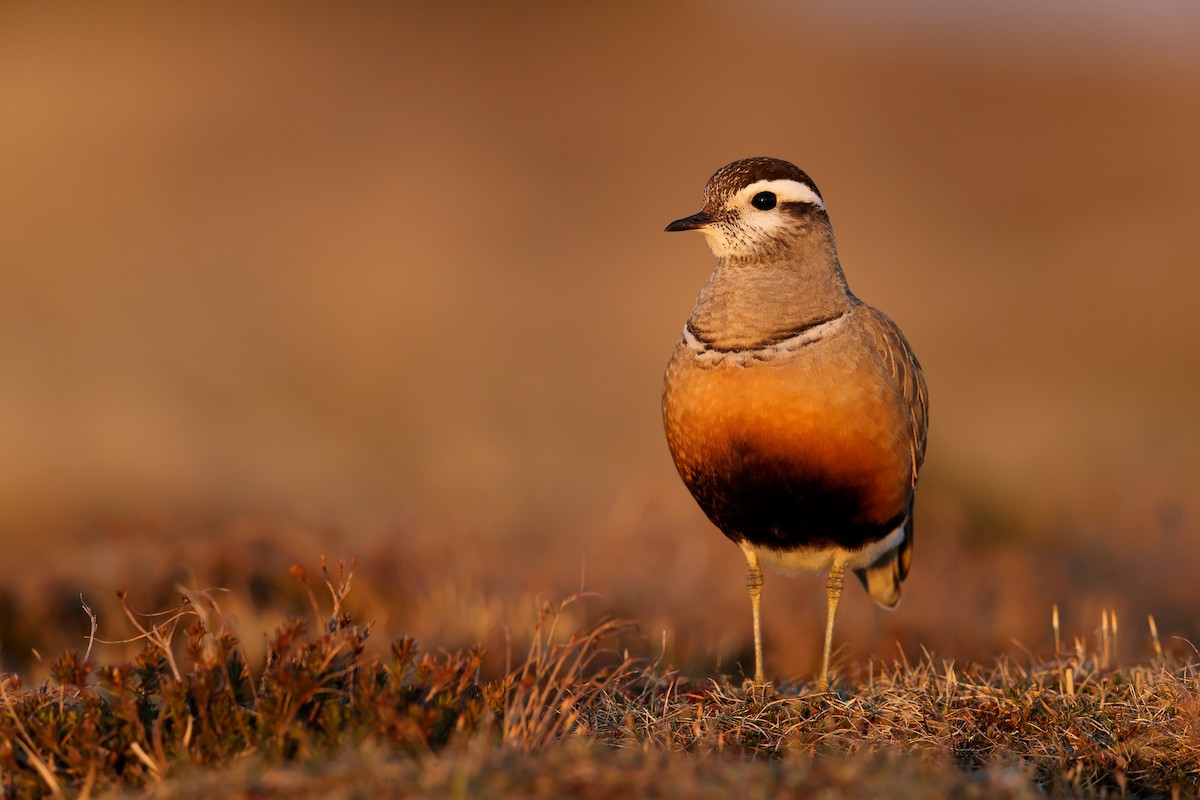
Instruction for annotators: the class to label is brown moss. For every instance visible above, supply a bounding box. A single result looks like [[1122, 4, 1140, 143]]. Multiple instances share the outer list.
[[2, 562, 1198, 799]]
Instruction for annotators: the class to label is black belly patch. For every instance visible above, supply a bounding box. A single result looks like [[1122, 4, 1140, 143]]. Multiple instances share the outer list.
[[683, 446, 902, 552]]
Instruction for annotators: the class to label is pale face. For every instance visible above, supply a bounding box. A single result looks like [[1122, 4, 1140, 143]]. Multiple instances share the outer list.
[[699, 178, 826, 259]]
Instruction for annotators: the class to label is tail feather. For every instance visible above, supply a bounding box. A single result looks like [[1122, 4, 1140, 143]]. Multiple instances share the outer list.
[[898, 497, 914, 581], [854, 546, 902, 609], [854, 509, 913, 610]]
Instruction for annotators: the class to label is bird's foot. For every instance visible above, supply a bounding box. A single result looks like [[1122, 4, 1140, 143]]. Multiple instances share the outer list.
[[741, 677, 774, 701], [808, 681, 849, 702]]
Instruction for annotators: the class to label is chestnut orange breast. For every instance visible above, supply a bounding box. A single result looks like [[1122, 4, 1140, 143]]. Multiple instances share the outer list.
[[663, 312, 917, 553]]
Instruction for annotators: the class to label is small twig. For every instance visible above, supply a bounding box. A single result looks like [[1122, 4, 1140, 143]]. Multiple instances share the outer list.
[[1052, 604, 1061, 656], [289, 564, 323, 624], [129, 741, 164, 781], [113, 590, 191, 682], [80, 595, 98, 663], [1149, 615, 1163, 660]]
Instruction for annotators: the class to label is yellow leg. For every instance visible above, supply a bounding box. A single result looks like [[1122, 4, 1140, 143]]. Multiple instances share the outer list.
[[742, 547, 765, 684], [818, 562, 844, 692]]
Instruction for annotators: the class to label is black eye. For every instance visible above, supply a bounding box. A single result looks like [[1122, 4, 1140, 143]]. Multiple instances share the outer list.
[[751, 191, 777, 210]]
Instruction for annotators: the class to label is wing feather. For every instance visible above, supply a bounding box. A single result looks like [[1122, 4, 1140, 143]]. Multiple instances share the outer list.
[[853, 302, 928, 601]]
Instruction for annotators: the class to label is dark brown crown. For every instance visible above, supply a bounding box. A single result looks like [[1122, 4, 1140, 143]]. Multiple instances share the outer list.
[[702, 157, 823, 208]]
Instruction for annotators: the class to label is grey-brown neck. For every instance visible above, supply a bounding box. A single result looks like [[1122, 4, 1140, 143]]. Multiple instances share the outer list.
[[686, 219, 855, 351]]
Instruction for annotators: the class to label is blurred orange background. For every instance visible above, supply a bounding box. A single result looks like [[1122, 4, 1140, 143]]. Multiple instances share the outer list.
[[2, 2, 1198, 678]]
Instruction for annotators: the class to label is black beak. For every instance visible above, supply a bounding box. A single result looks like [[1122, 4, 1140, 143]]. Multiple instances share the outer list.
[[665, 211, 711, 232]]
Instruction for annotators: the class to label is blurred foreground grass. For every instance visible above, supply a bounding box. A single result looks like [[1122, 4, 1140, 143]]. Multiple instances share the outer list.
[[3, 491, 1196, 686], [2, 561, 1198, 799]]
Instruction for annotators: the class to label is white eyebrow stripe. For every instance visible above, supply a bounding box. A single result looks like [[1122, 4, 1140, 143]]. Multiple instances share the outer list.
[[727, 178, 825, 211]]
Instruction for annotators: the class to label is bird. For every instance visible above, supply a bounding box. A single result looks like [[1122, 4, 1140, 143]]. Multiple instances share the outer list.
[[661, 157, 928, 691]]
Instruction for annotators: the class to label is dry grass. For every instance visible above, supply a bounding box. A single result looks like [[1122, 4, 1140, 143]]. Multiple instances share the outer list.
[[2, 561, 1197, 799]]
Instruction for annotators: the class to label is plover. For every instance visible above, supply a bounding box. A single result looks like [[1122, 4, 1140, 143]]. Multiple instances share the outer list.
[[662, 157, 929, 690]]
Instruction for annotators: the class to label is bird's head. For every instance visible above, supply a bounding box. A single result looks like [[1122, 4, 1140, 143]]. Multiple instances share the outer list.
[[666, 157, 828, 261]]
